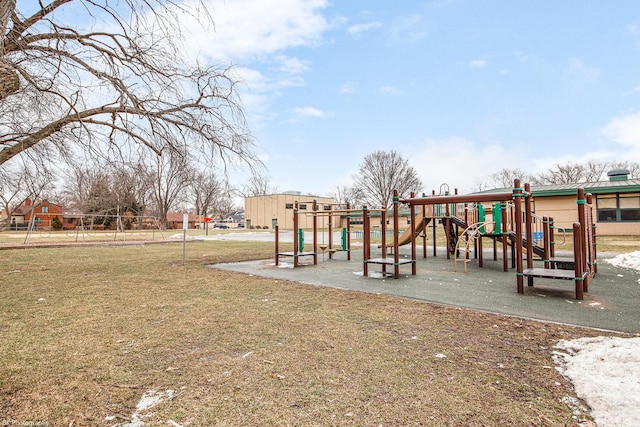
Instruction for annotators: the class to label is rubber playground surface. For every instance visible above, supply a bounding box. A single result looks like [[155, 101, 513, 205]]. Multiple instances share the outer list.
[[212, 245, 640, 334]]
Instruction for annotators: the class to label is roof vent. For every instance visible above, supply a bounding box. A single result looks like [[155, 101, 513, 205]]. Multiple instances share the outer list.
[[607, 169, 630, 182]]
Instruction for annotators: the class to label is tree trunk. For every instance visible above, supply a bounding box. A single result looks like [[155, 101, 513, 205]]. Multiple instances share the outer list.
[[0, 0, 18, 99]]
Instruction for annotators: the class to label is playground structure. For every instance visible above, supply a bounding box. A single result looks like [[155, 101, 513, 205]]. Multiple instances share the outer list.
[[273, 179, 597, 299], [274, 200, 354, 267], [400, 179, 596, 299], [361, 191, 416, 279], [273, 195, 418, 278]]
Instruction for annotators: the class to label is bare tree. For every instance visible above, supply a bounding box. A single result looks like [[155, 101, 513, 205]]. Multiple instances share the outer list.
[[331, 184, 364, 209], [192, 171, 226, 218], [481, 160, 640, 191], [213, 194, 235, 219], [492, 168, 534, 188], [353, 150, 422, 209], [534, 160, 640, 185], [582, 160, 611, 182], [144, 151, 195, 227], [0, 1, 258, 172], [535, 162, 586, 185], [0, 0, 18, 99], [62, 165, 110, 212], [240, 171, 276, 197], [0, 160, 53, 227]]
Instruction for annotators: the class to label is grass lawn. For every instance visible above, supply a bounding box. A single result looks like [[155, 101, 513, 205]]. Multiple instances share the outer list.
[[0, 238, 628, 425]]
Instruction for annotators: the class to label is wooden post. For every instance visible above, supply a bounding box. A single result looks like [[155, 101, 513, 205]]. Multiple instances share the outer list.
[[445, 201, 451, 260], [576, 189, 588, 291], [275, 224, 279, 266], [393, 190, 400, 279], [478, 225, 484, 268], [346, 203, 352, 261], [524, 183, 534, 286], [312, 200, 318, 265], [409, 192, 417, 276], [422, 202, 427, 259], [513, 179, 524, 294], [501, 202, 509, 272], [328, 204, 333, 260], [381, 207, 387, 276], [587, 193, 597, 274], [293, 202, 299, 268], [432, 190, 438, 257], [573, 222, 584, 300], [363, 205, 369, 276], [549, 216, 555, 261], [543, 216, 550, 269]]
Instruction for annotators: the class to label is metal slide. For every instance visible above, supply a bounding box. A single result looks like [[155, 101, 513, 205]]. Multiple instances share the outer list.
[[383, 214, 431, 247]]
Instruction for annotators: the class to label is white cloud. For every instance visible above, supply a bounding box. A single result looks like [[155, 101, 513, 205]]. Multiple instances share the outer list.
[[190, 0, 330, 62], [276, 55, 311, 75], [293, 106, 327, 118], [469, 59, 488, 69], [348, 21, 383, 35], [408, 137, 528, 193], [339, 82, 356, 94], [377, 85, 402, 96], [389, 14, 429, 43], [165, 0, 330, 127], [602, 111, 640, 158], [563, 57, 600, 85]]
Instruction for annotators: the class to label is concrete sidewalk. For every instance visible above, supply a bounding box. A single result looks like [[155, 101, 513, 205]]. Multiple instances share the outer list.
[[212, 247, 640, 334]]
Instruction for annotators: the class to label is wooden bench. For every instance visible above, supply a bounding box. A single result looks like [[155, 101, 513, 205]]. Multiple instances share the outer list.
[[548, 256, 574, 270], [364, 257, 415, 278], [522, 267, 587, 300], [276, 251, 316, 259]]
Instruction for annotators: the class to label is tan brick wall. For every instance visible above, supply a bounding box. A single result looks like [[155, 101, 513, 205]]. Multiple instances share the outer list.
[[244, 194, 335, 230], [534, 194, 640, 236]]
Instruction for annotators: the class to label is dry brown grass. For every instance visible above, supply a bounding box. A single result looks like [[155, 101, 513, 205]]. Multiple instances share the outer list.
[[0, 240, 621, 426]]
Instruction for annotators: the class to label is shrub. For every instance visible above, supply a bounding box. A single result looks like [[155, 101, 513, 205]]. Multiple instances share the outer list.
[[51, 216, 64, 231]]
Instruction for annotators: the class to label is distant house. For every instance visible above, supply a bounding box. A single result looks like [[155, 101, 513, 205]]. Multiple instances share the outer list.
[[212, 211, 245, 228], [61, 212, 84, 230], [166, 212, 200, 229], [10, 199, 64, 230]]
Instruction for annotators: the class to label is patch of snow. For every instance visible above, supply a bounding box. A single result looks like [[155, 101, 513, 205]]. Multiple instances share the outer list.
[[554, 336, 640, 427], [277, 262, 294, 269], [604, 251, 640, 271], [114, 389, 175, 427]]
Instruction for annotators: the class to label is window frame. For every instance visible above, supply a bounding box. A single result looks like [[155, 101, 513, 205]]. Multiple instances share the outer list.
[[596, 193, 640, 223]]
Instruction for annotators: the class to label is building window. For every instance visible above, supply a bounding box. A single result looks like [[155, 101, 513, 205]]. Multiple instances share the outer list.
[[285, 203, 294, 209], [620, 194, 640, 221], [597, 193, 640, 222], [42, 206, 49, 213], [323, 205, 332, 211], [299, 204, 307, 210]]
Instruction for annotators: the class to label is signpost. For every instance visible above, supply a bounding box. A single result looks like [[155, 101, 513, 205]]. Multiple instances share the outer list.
[[182, 213, 188, 265], [204, 217, 211, 236]]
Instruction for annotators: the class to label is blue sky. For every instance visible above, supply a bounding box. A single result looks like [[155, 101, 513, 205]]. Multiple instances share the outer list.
[[185, 1, 639, 195]]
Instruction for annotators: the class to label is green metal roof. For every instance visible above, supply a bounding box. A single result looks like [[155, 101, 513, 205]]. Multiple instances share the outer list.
[[473, 179, 640, 198]]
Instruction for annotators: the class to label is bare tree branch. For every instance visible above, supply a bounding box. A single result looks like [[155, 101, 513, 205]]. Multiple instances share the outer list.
[[353, 150, 423, 209], [1, 0, 258, 174]]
